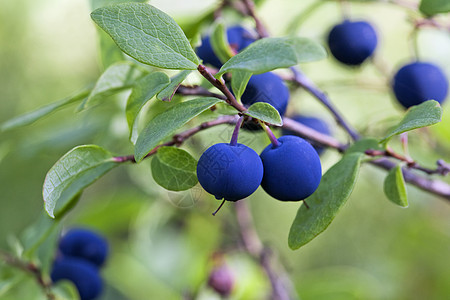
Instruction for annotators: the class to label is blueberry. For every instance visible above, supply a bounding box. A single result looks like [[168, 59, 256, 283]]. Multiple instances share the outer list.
[[59, 228, 108, 267], [208, 265, 235, 297], [196, 25, 256, 68], [282, 115, 331, 155], [197, 143, 263, 201], [327, 20, 378, 66], [240, 72, 290, 117], [51, 257, 102, 300], [260, 136, 322, 201], [392, 61, 449, 109]]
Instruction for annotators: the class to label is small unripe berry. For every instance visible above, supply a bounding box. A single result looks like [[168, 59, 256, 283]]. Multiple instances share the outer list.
[[392, 61, 449, 108], [197, 143, 263, 201], [208, 265, 235, 297], [260, 136, 322, 201], [327, 20, 378, 66], [51, 257, 102, 300], [59, 228, 108, 267]]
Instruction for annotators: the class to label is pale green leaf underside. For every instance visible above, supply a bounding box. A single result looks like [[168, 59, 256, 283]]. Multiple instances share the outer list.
[[134, 97, 222, 162], [210, 21, 234, 64], [217, 37, 327, 76], [0, 88, 90, 132], [245, 102, 282, 126], [43, 145, 119, 218], [380, 100, 442, 144], [289, 153, 363, 250], [91, 3, 199, 70], [231, 70, 252, 101], [156, 70, 192, 101], [151, 146, 198, 191], [82, 61, 144, 110], [126, 72, 171, 141], [419, 0, 450, 16], [384, 165, 408, 208]]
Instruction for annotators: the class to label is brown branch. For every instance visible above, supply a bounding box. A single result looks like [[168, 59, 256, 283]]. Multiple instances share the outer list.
[[113, 115, 238, 163], [241, 0, 269, 38], [176, 85, 227, 100], [234, 201, 298, 300], [0, 250, 55, 300]]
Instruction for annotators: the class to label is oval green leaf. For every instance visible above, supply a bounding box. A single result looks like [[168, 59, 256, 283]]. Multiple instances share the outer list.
[[217, 37, 327, 76], [81, 62, 144, 110], [43, 145, 119, 218], [231, 70, 252, 101], [245, 102, 282, 126], [156, 70, 192, 102], [380, 100, 442, 144], [126, 72, 171, 141], [384, 164, 408, 208], [288, 153, 363, 250], [91, 3, 199, 70], [210, 21, 234, 64], [151, 147, 198, 191], [419, 0, 450, 16], [345, 137, 385, 154], [134, 97, 222, 162]]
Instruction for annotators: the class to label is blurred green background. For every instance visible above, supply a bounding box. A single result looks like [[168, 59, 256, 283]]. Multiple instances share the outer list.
[[0, 0, 449, 299]]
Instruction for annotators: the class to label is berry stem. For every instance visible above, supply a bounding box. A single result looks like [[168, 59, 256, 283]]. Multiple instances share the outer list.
[[212, 199, 226, 216], [259, 121, 280, 148], [230, 115, 245, 146]]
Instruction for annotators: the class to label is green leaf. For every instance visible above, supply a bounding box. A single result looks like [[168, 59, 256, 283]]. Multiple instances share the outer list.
[[231, 70, 252, 101], [210, 21, 234, 64], [419, 0, 450, 16], [345, 138, 385, 154], [97, 29, 125, 69], [245, 102, 282, 126], [134, 97, 222, 162], [156, 70, 192, 102], [91, 3, 199, 70], [21, 211, 59, 257], [126, 72, 171, 141], [380, 100, 442, 144], [289, 153, 363, 250], [384, 165, 408, 208], [217, 37, 326, 76], [0, 88, 90, 132], [43, 145, 119, 218], [151, 147, 198, 191], [52, 281, 80, 300], [81, 62, 144, 110]]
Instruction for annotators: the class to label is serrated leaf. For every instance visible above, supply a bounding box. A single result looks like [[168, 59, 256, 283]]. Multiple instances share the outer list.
[[217, 37, 326, 76], [81, 62, 144, 110], [384, 165, 408, 208], [245, 102, 282, 126], [134, 97, 222, 162], [0, 88, 90, 132], [210, 21, 234, 64], [419, 0, 450, 16], [289, 153, 363, 250], [380, 100, 442, 144], [43, 145, 119, 218], [91, 3, 199, 70], [346, 138, 385, 154], [126, 72, 171, 141], [151, 147, 198, 191], [231, 70, 252, 101], [156, 70, 192, 102]]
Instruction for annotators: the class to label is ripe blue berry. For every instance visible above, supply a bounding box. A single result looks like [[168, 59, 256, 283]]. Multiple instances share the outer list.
[[197, 143, 263, 201], [282, 115, 331, 155], [240, 72, 290, 117], [51, 257, 102, 300], [260, 136, 322, 201], [327, 20, 378, 66], [196, 25, 256, 68], [59, 228, 108, 267], [392, 61, 449, 109]]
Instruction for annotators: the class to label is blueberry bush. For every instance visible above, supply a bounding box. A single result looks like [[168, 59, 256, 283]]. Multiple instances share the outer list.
[[0, 0, 449, 299]]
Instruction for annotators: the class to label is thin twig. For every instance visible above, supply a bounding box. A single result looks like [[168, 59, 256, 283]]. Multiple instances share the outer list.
[[113, 115, 238, 163], [0, 250, 55, 300], [176, 85, 227, 100], [234, 201, 298, 300], [241, 0, 269, 38]]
